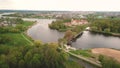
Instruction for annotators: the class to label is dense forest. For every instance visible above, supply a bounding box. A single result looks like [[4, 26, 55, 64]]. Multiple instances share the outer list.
[[90, 18, 120, 33], [0, 42, 69, 68]]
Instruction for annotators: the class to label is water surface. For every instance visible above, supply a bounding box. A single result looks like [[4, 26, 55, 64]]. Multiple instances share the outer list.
[[72, 31, 120, 49]]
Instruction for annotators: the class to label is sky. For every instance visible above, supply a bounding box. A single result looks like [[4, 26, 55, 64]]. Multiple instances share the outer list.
[[0, 0, 120, 11]]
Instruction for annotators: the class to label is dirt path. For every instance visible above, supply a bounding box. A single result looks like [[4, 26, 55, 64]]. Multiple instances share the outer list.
[[92, 48, 120, 62], [21, 33, 33, 45]]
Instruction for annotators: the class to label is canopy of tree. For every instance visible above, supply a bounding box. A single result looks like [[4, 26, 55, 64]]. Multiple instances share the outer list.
[[0, 42, 69, 68], [90, 19, 120, 33]]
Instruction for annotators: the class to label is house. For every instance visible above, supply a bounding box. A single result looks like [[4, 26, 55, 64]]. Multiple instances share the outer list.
[[64, 19, 88, 26]]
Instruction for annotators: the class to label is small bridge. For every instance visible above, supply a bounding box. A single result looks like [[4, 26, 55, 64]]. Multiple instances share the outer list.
[[67, 31, 83, 45], [71, 31, 83, 41]]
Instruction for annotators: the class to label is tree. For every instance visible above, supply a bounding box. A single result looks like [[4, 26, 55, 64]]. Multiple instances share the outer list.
[[99, 55, 120, 68], [34, 40, 43, 47], [64, 30, 74, 41], [0, 55, 9, 68], [18, 60, 25, 68]]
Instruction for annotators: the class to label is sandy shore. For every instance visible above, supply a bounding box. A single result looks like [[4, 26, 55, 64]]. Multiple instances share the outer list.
[[92, 48, 120, 62]]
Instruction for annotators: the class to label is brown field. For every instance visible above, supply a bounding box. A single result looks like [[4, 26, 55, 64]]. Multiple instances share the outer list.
[[92, 48, 120, 62]]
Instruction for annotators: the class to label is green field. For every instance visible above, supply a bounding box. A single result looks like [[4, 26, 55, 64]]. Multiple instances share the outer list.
[[22, 21, 35, 27], [0, 21, 34, 46], [0, 33, 32, 46], [70, 50, 94, 58]]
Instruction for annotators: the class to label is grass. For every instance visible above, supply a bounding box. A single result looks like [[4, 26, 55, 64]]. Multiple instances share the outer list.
[[22, 21, 35, 27], [65, 60, 83, 68], [0, 21, 35, 46], [21, 33, 34, 45], [70, 50, 94, 58], [0, 33, 32, 46]]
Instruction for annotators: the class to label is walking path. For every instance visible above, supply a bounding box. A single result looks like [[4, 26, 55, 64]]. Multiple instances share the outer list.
[[21, 33, 34, 45], [63, 44, 102, 68], [67, 51, 102, 68]]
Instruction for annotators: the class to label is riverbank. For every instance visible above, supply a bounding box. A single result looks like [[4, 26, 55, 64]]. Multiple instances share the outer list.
[[92, 48, 120, 63], [23, 20, 38, 43], [90, 30, 120, 37]]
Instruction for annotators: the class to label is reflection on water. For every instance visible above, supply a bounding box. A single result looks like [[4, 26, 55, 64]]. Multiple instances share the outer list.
[[27, 19, 64, 43], [72, 31, 120, 49], [27, 19, 120, 50]]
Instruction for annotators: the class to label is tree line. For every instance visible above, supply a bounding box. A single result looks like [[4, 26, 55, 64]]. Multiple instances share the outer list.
[[90, 18, 120, 33], [0, 42, 69, 68]]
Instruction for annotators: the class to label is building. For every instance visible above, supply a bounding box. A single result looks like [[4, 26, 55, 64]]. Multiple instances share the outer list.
[[64, 19, 88, 26]]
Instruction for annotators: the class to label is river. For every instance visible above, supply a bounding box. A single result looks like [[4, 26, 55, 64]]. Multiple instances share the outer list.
[[25, 18, 64, 43], [71, 31, 120, 49], [26, 18, 120, 50]]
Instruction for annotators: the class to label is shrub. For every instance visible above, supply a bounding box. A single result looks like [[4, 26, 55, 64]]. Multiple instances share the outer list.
[[99, 55, 120, 68], [0, 35, 11, 44]]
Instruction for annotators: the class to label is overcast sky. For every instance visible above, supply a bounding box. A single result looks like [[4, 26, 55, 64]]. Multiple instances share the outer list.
[[0, 0, 120, 11]]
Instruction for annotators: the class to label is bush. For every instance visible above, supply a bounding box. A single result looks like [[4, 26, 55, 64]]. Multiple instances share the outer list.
[[0, 35, 11, 44], [9, 28, 20, 33], [104, 28, 110, 33], [99, 55, 120, 68], [70, 50, 93, 58], [15, 25, 26, 31], [0, 27, 20, 33]]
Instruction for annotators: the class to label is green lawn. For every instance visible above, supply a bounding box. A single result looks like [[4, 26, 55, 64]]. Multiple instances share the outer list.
[[0, 21, 35, 46], [70, 50, 94, 58], [22, 21, 35, 27], [0, 33, 32, 46]]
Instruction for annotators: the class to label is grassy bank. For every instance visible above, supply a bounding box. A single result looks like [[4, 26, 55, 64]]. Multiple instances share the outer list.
[[90, 30, 120, 37], [0, 33, 31, 46], [70, 49, 95, 58], [0, 21, 35, 46]]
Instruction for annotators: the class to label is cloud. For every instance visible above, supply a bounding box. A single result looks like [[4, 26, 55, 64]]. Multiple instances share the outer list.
[[0, 0, 120, 11]]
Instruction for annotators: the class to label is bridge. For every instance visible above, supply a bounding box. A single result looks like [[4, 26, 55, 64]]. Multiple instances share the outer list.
[[67, 31, 83, 45]]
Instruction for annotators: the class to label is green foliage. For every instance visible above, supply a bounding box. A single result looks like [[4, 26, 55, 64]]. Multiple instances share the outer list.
[[0, 17, 34, 33], [0, 35, 11, 44], [65, 60, 83, 68], [104, 28, 110, 32], [0, 33, 31, 46], [71, 25, 87, 33], [90, 19, 120, 33], [15, 25, 26, 31], [64, 30, 74, 41], [34, 40, 43, 47], [0, 18, 34, 46], [0, 42, 70, 68], [49, 20, 67, 32], [70, 50, 94, 58], [0, 26, 20, 33], [99, 55, 120, 68]]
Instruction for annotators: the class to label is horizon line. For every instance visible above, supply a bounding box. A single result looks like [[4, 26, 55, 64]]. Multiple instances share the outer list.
[[0, 9, 120, 12]]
